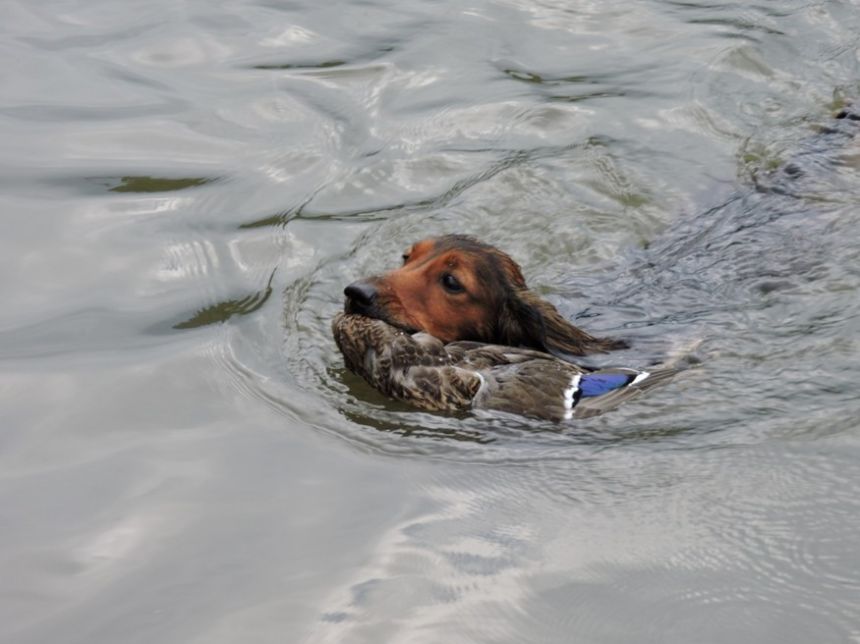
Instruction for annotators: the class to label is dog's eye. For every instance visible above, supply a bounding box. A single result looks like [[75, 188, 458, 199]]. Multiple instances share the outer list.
[[440, 273, 464, 293], [401, 254, 410, 265]]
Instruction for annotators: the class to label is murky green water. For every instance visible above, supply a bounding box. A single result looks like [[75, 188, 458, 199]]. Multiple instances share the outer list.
[[3, 1, 860, 642]]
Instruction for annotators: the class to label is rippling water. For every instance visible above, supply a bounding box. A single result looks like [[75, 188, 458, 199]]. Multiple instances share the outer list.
[[3, 1, 860, 642]]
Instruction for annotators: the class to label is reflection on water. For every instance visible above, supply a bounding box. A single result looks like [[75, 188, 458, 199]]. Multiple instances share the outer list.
[[107, 176, 216, 193], [174, 270, 275, 329], [2, 0, 860, 642], [252, 60, 347, 71]]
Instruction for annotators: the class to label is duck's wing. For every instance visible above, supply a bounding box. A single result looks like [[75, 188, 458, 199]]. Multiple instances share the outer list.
[[474, 363, 681, 421], [448, 344, 674, 421]]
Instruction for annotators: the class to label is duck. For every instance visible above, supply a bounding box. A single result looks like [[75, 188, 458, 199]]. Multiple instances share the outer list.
[[333, 313, 678, 421]]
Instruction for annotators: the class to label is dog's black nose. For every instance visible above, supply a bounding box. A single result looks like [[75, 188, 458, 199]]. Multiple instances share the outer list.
[[344, 280, 378, 307]]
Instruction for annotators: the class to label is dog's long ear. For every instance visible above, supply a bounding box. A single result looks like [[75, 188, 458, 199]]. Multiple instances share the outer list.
[[495, 290, 549, 351], [498, 289, 627, 359]]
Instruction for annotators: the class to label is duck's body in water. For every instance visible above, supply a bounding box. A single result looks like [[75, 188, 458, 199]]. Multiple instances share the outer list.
[[333, 312, 680, 421]]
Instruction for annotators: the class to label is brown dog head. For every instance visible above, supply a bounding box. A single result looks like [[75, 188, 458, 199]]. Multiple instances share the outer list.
[[344, 234, 626, 357]]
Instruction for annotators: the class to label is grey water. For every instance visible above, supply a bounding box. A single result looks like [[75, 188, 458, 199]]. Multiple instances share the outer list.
[[2, 1, 860, 642]]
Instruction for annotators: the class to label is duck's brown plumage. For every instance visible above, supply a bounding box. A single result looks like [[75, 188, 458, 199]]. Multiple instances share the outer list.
[[333, 313, 678, 421]]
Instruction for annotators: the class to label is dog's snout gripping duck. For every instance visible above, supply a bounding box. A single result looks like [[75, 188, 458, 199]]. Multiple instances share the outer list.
[[333, 235, 678, 421]]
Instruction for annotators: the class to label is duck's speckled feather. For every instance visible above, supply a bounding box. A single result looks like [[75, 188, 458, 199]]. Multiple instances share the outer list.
[[332, 314, 482, 412], [333, 313, 678, 421]]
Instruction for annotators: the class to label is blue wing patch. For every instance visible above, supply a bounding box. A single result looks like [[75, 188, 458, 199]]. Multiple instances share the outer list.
[[578, 373, 636, 398]]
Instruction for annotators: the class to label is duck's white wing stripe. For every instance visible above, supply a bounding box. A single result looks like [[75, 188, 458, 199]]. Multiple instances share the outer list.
[[562, 374, 582, 421], [631, 371, 650, 385]]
